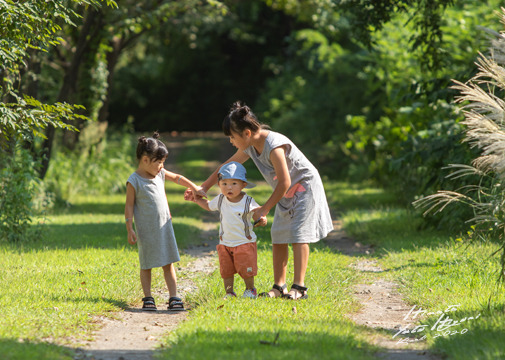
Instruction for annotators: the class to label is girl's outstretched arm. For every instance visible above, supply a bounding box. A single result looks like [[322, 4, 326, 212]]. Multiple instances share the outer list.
[[164, 169, 207, 198], [125, 183, 137, 245], [252, 146, 291, 221]]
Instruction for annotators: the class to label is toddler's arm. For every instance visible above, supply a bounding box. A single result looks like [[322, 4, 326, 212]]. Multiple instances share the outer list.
[[193, 196, 211, 212], [164, 169, 206, 198]]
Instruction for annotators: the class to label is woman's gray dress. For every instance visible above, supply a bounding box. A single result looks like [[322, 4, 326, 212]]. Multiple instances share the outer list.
[[127, 171, 180, 269], [244, 131, 333, 244]]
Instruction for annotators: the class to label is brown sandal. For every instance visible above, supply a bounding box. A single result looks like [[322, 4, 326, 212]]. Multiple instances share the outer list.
[[259, 283, 287, 298]]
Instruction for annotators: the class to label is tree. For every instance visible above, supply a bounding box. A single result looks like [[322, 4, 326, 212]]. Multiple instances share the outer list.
[[36, 0, 227, 177], [0, 0, 116, 241]]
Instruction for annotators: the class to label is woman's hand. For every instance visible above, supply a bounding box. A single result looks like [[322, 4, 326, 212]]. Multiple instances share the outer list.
[[253, 215, 267, 227], [252, 206, 269, 227], [193, 186, 207, 199]]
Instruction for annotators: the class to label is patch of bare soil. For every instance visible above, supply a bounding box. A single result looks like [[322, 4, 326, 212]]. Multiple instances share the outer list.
[[325, 220, 443, 360]]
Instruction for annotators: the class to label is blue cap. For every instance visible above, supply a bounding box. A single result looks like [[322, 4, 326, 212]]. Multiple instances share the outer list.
[[218, 161, 256, 188]]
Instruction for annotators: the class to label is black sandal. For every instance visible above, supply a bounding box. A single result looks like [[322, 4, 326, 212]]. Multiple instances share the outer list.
[[259, 283, 287, 298], [282, 284, 308, 300], [168, 296, 185, 311], [142, 296, 157, 311]]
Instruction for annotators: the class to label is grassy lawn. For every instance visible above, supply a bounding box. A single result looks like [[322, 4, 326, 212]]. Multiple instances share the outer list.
[[158, 182, 377, 360], [2, 135, 504, 360], [334, 183, 505, 360], [0, 188, 211, 360]]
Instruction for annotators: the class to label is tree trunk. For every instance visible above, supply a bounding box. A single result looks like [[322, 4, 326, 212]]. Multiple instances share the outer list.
[[39, 8, 104, 178]]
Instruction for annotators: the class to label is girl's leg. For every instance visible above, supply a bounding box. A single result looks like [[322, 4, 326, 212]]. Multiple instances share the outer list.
[[223, 276, 235, 295], [162, 263, 177, 298], [264, 243, 289, 297], [140, 268, 152, 298], [288, 243, 310, 298]]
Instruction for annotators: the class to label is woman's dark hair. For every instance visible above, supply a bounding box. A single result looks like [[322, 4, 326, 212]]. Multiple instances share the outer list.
[[222, 101, 268, 136], [136, 131, 169, 161]]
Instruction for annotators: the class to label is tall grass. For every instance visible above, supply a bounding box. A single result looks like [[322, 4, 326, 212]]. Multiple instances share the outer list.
[[414, 8, 505, 282]]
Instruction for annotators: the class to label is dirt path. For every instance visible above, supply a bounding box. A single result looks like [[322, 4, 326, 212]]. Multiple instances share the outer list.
[[326, 220, 442, 360], [74, 215, 219, 360]]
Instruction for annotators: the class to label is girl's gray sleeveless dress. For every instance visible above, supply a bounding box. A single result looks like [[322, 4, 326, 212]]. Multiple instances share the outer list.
[[127, 171, 180, 269], [244, 131, 333, 244]]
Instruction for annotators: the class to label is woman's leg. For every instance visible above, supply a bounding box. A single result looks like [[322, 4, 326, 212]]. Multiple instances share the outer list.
[[140, 268, 152, 297], [264, 243, 289, 297], [288, 243, 310, 298], [162, 263, 177, 298]]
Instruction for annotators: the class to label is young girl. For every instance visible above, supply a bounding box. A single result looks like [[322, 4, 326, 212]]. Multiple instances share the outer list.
[[186, 102, 333, 300], [125, 132, 206, 311]]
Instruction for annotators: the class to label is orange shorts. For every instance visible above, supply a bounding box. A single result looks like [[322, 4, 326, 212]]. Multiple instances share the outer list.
[[216, 242, 257, 279]]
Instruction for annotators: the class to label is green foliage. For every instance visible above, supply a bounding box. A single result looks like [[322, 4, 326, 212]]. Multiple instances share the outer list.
[[339, 182, 505, 360], [413, 8, 505, 282], [44, 128, 135, 203], [0, 146, 41, 242]]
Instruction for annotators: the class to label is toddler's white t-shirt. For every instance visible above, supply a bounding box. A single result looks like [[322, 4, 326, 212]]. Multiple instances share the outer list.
[[208, 193, 259, 247]]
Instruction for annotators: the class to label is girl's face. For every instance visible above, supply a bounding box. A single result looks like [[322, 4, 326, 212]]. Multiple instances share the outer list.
[[141, 156, 166, 177], [228, 130, 250, 151], [218, 178, 247, 202]]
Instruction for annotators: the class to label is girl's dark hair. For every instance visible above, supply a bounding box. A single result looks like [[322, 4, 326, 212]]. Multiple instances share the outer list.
[[136, 131, 169, 161], [222, 101, 269, 136]]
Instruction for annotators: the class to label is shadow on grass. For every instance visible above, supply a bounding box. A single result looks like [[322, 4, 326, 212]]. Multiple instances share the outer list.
[[47, 295, 129, 310], [0, 338, 74, 360], [158, 328, 375, 360], [19, 221, 207, 251]]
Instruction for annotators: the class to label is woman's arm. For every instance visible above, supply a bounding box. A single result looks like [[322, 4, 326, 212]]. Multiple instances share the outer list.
[[184, 150, 250, 201], [125, 183, 137, 245], [252, 146, 291, 221], [200, 149, 250, 192]]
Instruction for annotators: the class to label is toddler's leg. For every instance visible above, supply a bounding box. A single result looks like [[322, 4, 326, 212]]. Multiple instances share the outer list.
[[162, 263, 177, 298], [140, 268, 152, 297], [223, 276, 235, 295], [244, 276, 255, 290]]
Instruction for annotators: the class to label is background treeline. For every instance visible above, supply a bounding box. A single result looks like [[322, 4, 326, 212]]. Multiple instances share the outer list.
[[0, 0, 502, 241]]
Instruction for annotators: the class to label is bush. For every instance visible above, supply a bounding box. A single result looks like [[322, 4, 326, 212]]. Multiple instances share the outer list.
[[44, 128, 136, 203], [0, 146, 43, 242]]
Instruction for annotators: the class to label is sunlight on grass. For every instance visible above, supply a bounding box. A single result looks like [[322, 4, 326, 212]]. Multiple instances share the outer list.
[[337, 183, 505, 360], [0, 189, 211, 359]]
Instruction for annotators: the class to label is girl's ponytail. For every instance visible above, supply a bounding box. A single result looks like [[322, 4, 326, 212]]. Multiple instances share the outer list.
[[136, 131, 168, 161], [223, 100, 268, 136]]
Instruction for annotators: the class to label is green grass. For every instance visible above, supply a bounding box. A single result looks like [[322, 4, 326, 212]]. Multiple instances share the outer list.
[[0, 185, 210, 360], [4, 133, 505, 360], [338, 184, 505, 360], [154, 182, 378, 360]]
